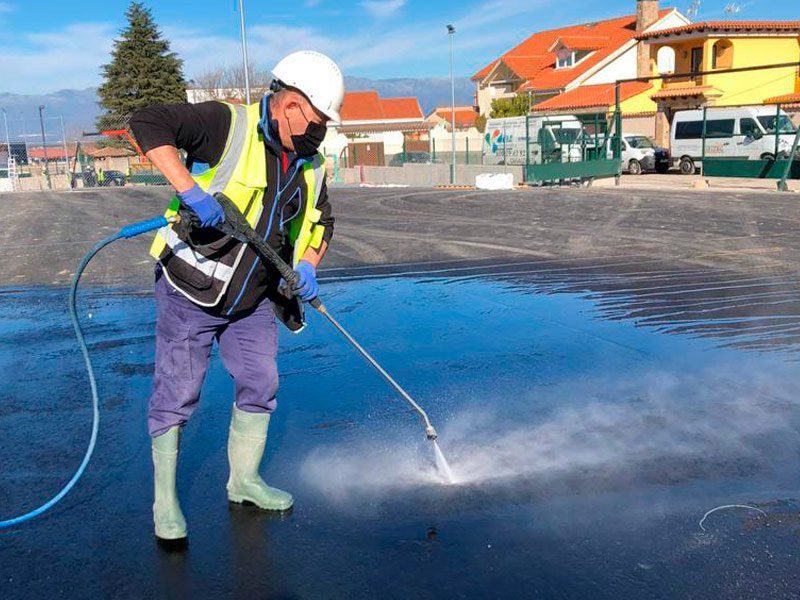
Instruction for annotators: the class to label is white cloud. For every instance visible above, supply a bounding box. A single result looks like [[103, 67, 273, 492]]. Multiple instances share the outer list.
[[0, 23, 115, 94], [361, 0, 406, 18]]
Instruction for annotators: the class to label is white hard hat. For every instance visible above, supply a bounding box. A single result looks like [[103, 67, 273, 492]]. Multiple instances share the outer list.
[[272, 51, 345, 123]]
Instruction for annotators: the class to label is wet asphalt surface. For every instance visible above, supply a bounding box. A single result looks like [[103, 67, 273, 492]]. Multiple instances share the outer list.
[[2, 186, 800, 599]]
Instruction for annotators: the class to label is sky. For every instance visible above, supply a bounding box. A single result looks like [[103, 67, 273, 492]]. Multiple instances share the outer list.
[[0, 0, 797, 94]]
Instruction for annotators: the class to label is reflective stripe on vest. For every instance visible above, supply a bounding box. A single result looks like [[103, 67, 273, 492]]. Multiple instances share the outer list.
[[149, 100, 327, 308]]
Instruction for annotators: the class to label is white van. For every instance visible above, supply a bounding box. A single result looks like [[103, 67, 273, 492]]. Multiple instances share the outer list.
[[606, 134, 670, 175], [670, 106, 797, 174], [484, 115, 588, 166]]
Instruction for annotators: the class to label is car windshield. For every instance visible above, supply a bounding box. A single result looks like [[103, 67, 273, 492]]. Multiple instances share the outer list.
[[757, 115, 797, 134], [626, 136, 655, 149], [549, 126, 582, 145]]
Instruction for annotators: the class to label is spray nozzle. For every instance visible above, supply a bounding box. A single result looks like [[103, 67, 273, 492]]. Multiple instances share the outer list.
[[425, 426, 438, 440]]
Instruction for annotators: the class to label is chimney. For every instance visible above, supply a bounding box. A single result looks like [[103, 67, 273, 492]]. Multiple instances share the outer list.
[[636, 0, 659, 78], [636, 0, 659, 32]]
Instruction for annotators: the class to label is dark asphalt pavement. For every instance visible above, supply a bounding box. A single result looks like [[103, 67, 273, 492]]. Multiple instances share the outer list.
[[2, 185, 800, 599], [1, 185, 797, 287]]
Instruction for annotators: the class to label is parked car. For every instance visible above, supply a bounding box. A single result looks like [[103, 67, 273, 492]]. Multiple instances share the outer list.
[[71, 168, 127, 188], [670, 106, 798, 174], [98, 170, 127, 187], [607, 134, 670, 174], [389, 151, 437, 166]]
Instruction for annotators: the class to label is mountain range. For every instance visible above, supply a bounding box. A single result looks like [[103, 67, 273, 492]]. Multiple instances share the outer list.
[[1, 77, 475, 142]]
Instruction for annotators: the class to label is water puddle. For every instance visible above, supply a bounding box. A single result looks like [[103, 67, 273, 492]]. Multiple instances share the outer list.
[[2, 260, 799, 598]]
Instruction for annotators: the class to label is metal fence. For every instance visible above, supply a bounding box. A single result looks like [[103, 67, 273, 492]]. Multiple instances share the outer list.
[[612, 60, 800, 191], [0, 112, 171, 192]]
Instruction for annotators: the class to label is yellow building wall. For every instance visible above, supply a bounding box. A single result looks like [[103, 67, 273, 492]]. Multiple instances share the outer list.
[[649, 35, 800, 105], [618, 90, 658, 115]]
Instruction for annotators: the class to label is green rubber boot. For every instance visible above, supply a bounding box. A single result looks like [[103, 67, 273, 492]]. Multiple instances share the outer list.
[[226, 405, 293, 511], [151, 426, 188, 540]]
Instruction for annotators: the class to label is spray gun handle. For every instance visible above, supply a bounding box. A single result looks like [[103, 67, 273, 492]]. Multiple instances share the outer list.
[[211, 192, 324, 309]]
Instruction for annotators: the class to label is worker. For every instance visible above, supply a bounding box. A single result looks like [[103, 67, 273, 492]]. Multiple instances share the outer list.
[[130, 50, 344, 541], [97, 167, 105, 185]]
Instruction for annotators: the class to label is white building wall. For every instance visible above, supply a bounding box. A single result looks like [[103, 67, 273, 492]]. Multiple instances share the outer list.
[[319, 129, 349, 160], [647, 10, 691, 32], [581, 45, 639, 86], [428, 123, 484, 152], [319, 129, 407, 160]]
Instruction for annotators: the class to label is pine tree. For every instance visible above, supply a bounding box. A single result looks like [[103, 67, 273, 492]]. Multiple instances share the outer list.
[[96, 2, 186, 133]]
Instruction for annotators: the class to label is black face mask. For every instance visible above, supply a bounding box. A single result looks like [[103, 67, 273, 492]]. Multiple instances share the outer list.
[[291, 119, 327, 157]]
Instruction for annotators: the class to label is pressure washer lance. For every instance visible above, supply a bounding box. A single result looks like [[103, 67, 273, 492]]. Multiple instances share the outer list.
[[207, 193, 441, 442]]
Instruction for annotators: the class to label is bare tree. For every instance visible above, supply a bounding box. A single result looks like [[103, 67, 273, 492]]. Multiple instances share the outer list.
[[190, 63, 272, 102]]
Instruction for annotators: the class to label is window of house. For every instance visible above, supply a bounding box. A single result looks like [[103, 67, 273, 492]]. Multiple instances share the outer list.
[[556, 51, 574, 69], [656, 46, 676, 74], [712, 39, 733, 69], [690, 47, 703, 74], [555, 49, 592, 69]]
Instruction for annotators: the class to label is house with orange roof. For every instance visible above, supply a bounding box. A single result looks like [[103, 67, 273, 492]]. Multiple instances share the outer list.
[[335, 91, 427, 134], [472, 0, 689, 121], [636, 20, 800, 144], [320, 90, 430, 165], [425, 106, 480, 131]]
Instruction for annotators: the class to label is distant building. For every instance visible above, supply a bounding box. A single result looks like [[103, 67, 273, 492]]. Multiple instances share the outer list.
[[637, 20, 800, 144], [186, 86, 267, 104], [471, 0, 689, 117], [335, 91, 427, 134], [320, 91, 430, 165], [426, 106, 479, 131]]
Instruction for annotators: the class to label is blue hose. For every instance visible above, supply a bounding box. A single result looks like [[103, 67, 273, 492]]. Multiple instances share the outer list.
[[0, 215, 170, 529]]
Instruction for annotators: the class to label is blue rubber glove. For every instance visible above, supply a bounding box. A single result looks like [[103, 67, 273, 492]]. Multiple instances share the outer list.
[[292, 260, 318, 301], [178, 184, 225, 227]]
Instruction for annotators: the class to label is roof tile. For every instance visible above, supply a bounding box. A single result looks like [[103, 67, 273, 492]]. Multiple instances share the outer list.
[[339, 91, 424, 122], [473, 9, 674, 91], [534, 82, 652, 111], [380, 97, 424, 120], [637, 20, 800, 40], [428, 106, 479, 127]]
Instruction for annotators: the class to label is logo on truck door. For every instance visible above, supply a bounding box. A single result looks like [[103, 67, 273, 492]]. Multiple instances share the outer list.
[[485, 129, 506, 154]]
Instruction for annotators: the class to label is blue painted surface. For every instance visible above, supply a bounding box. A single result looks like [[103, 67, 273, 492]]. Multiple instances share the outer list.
[[1, 272, 799, 598]]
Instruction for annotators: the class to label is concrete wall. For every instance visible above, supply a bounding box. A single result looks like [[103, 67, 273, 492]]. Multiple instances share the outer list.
[[337, 163, 524, 187]]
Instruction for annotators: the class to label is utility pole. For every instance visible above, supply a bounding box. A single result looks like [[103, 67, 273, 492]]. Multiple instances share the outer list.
[[447, 24, 456, 184], [237, 0, 252, 104], [38, 105, 51, 190], [1, 108, 9, 166], [58, 115, 69, 184]]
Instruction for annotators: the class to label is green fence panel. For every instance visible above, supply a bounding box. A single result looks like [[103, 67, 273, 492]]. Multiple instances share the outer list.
[[526, 159, 620, 183], [703, 158, 800, 179]]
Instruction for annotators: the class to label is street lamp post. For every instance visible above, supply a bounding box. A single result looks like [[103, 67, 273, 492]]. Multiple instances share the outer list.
[[447, 24, 456, 184], [58, 115, 69, 182], [1, 108, 9, 167], [38, 105, 51, 190], [238, 0, 252, 104]]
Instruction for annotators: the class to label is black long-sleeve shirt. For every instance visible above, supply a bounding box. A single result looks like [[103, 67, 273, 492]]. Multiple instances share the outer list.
[[130, 101, 334, 316]]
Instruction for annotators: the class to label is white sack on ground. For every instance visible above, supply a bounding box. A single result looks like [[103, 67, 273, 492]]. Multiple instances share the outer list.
[[475, 172, 514, 190]]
